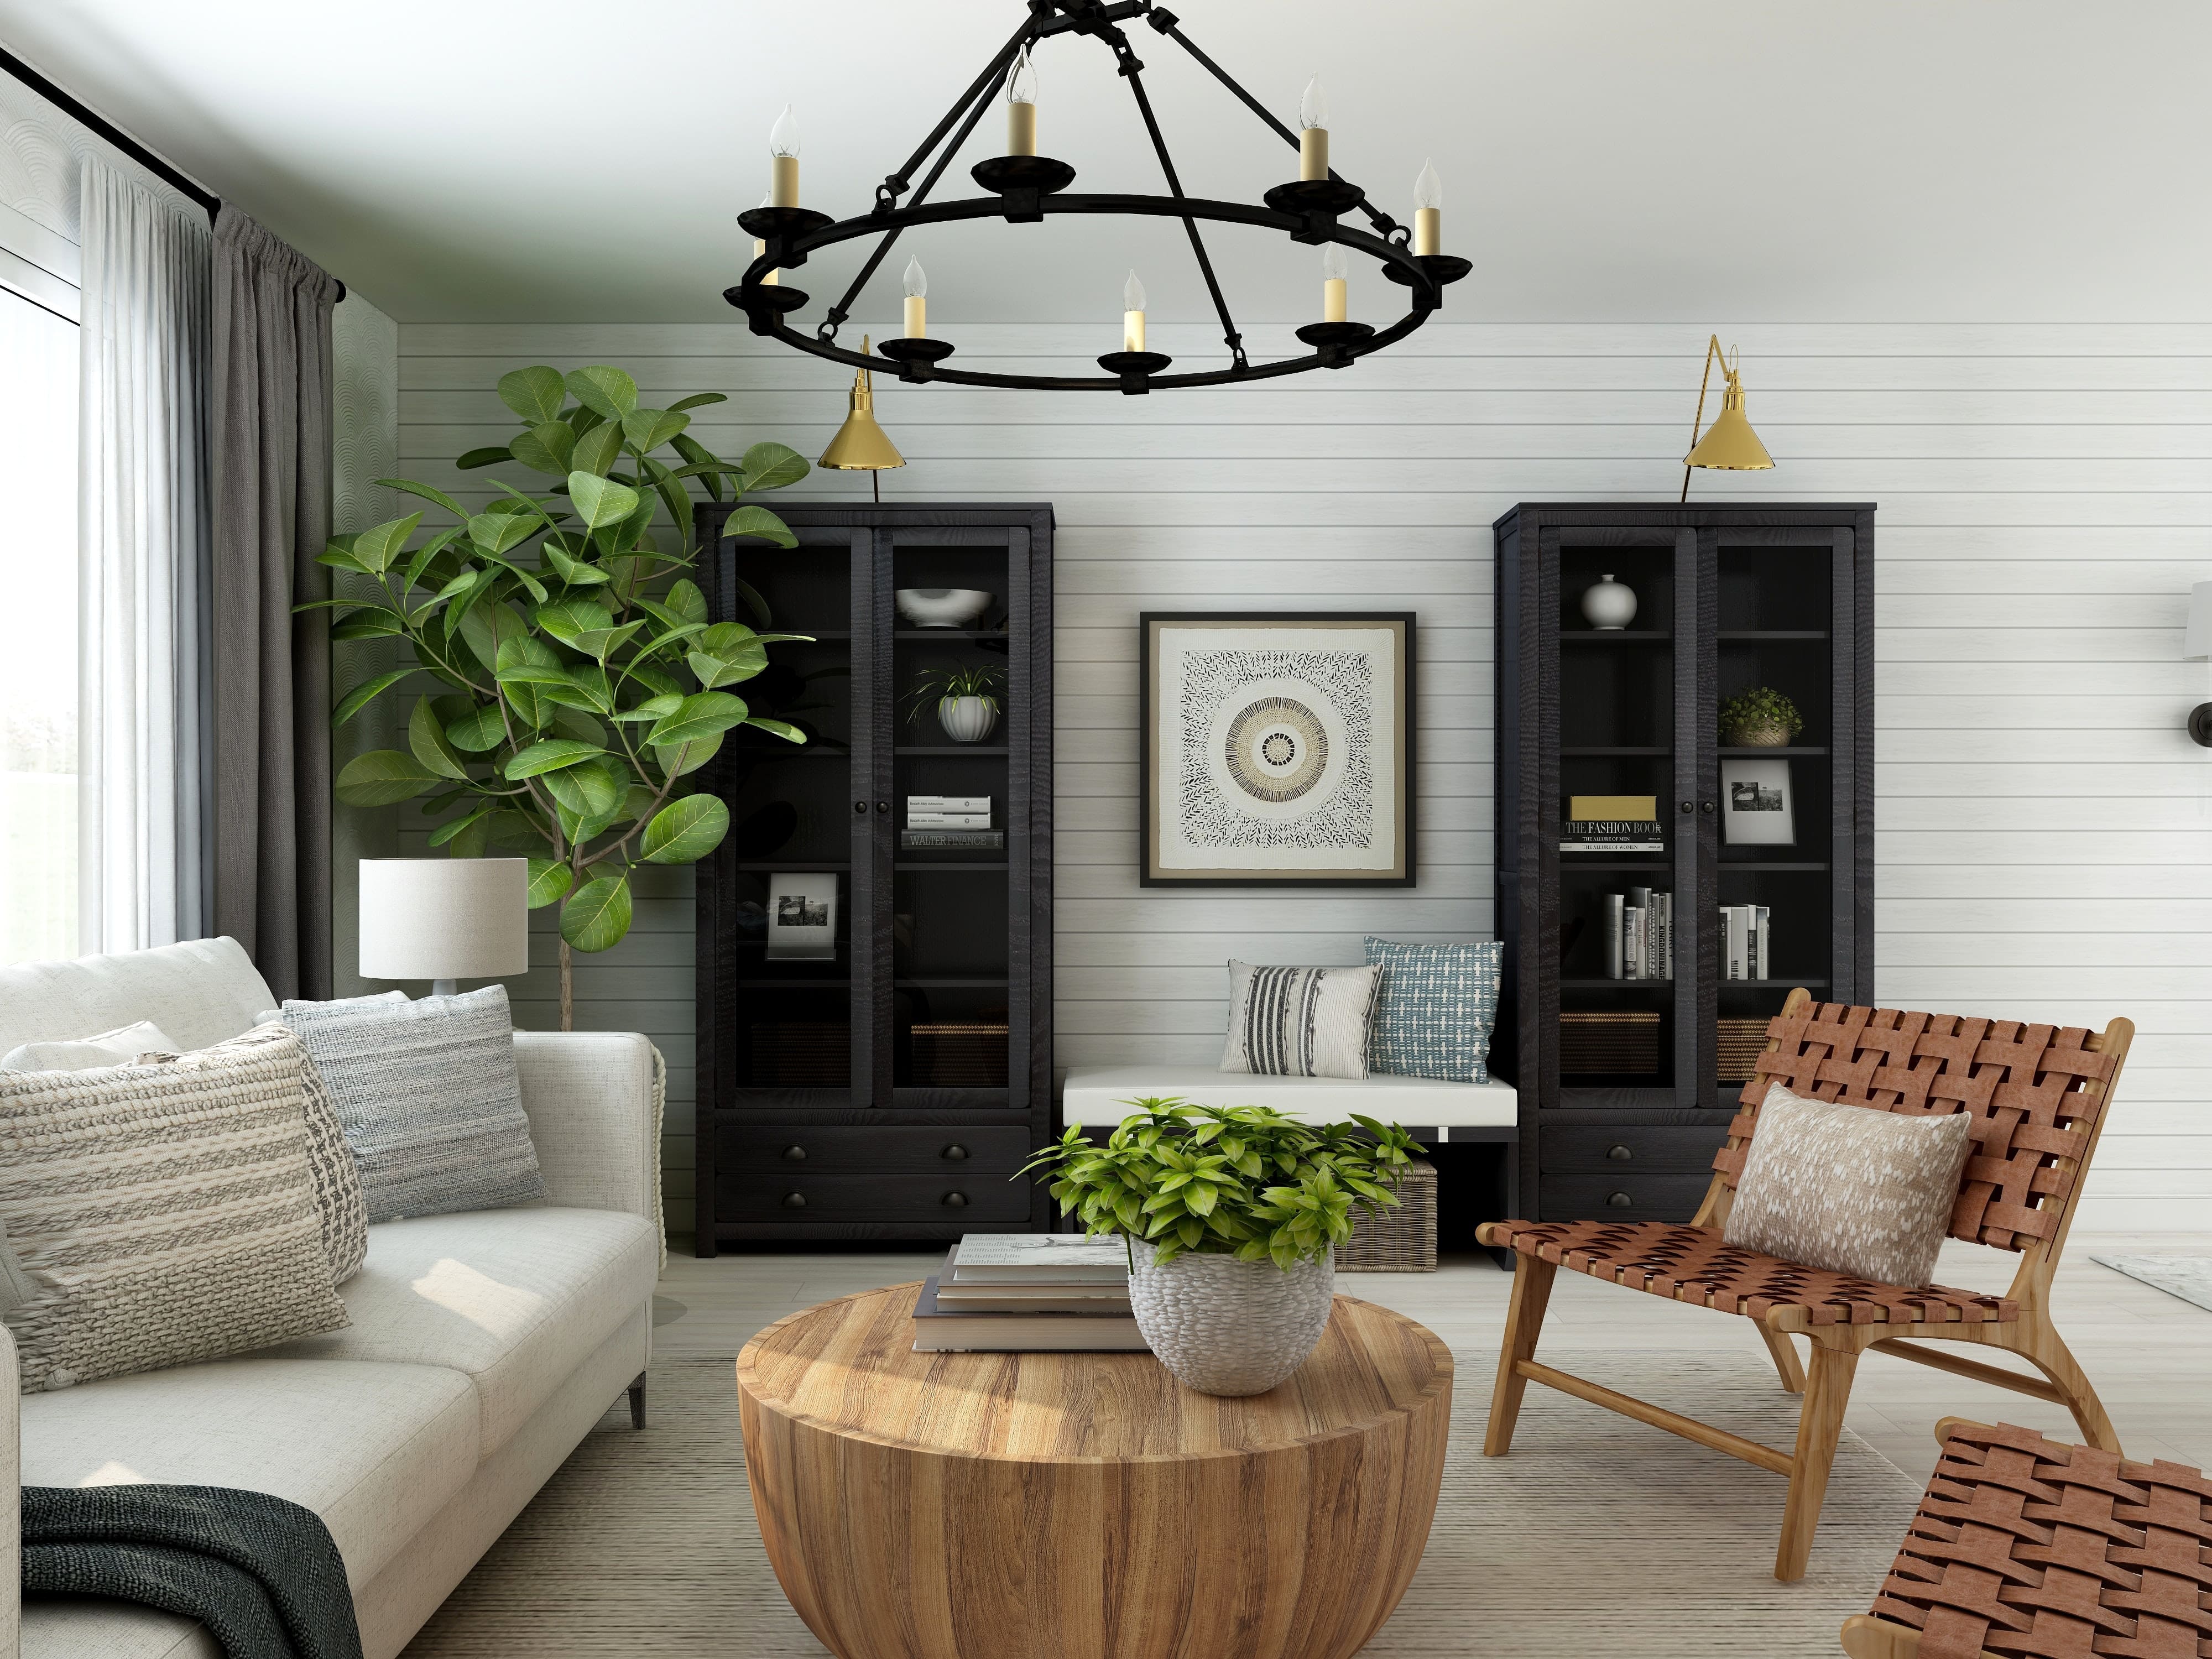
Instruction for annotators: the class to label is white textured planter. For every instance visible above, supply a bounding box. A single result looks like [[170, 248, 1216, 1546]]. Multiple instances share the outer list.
[[1127, 1245, 1335, 1397], [937, 696, 1000, 743]]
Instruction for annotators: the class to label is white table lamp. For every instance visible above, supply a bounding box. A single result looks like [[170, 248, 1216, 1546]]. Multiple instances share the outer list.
[[359, 859, 530, 997]]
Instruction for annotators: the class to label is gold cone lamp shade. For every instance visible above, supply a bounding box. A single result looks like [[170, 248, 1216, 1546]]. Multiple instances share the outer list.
[[1680, 335, 1774, 499], [819, 336, 905, 473]]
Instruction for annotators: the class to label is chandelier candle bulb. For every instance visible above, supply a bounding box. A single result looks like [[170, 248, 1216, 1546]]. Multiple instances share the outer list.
[[1006, 44, 1037, 155], [1298, 75, 1329, 181], [1122, 269, 1146, 353], [768, 105, 801, 207], [902, 256, 927, 338], [1412, 158, 1443, 256], [1321, 243, 1348, 322]]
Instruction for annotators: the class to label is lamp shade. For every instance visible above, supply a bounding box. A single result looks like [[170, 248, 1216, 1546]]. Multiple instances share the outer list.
[[359, 859, 530, 983], [2185, 582, 2212, 660], [1684, 383, 1775, 472]]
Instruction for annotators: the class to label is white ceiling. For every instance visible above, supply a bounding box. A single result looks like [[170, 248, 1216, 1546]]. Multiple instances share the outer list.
[[1, 0, 2205, 325]]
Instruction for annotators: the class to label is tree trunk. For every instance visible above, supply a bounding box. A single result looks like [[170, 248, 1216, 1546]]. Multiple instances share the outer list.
[[560, 937, 574, 1032]]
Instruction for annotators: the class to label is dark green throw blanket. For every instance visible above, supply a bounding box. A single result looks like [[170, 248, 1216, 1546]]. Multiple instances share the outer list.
[[23, 1484, 363, 1659]]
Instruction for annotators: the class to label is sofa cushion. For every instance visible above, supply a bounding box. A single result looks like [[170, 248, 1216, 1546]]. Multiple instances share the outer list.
[[0, 938, 274, 1056], [263, 1206, 658, 1454], [19, 1355, 478, 1592]]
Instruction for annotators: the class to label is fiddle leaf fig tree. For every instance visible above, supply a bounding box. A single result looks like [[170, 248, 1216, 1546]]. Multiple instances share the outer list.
[[316, 363, 812, 1027]]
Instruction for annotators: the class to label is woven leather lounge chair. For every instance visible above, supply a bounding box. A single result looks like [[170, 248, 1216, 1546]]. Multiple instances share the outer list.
[[1476, 991, 2135, 1582]]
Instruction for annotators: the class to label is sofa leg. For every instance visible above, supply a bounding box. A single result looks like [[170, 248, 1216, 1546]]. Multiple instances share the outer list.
[[628, 1372, 647, 1431]]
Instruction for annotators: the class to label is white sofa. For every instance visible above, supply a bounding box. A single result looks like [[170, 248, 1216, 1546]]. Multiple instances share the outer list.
[[0, 938, 662, 1659]]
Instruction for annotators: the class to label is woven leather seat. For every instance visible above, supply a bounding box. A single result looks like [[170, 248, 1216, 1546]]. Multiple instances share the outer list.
[[1485, 1219, 2017, 1329], [1842, 1420, 2212, 1659]]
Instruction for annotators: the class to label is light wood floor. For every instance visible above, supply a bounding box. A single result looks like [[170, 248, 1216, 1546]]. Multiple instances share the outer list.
[[655, 1232, 2212, 1486]]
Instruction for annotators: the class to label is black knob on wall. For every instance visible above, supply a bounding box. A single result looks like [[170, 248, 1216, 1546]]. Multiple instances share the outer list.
[[1606, 1144, 1632, 1162], [782, 1191, 807, 1209], [1606, 1191, 1632, 1208], [942, 1144, 969, 1161], [783, 1145, 807, 1161], [942, 1191, 968, 1208]]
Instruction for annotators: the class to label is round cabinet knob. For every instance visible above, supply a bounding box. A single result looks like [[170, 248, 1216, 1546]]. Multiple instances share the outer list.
[[782, 1145, 807, 1162], [942, 1191, 969, 1208], [876, 800, 890, 813], [1679, 800, 1695, 815], [1605, 1191, 1633, 1209], [1700, 800, 1715, 813], [782, 1191, 807, 1209], [854, 800, 868, 815], [1606, 1144, 1633, 1162], [942, 1144, 969, 1161]]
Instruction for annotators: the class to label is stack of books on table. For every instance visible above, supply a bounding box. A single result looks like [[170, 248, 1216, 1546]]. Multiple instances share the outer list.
[[1561, 794, 1664, 854], [903, 795, 1003, 851], [912, 1233, 1148, 1352]]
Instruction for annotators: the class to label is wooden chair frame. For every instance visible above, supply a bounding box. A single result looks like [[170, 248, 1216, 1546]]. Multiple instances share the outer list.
[[1477, 989, 2135, 1583]]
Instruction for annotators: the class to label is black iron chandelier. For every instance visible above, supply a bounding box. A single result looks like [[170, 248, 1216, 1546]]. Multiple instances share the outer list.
[[729, 0, 1470, 395]]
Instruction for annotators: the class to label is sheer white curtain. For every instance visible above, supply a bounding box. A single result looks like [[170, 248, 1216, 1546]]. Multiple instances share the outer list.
[[76, 159, 211, 954]]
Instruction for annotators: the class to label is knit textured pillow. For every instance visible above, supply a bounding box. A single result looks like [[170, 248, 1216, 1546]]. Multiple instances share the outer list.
[[206, 1025, 369, 1284], [0, 1030, 352, 1392], [271, 985, 544, 1223], [1723, 1082, 1974, 1288], [1219, 961, 1383, 1080], [1363, 938, 1503, 1084]]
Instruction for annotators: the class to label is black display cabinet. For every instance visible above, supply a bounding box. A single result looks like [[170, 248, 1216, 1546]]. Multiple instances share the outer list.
[[1493, 503, 1874, 1223], [692, 502, 1053, 1251]]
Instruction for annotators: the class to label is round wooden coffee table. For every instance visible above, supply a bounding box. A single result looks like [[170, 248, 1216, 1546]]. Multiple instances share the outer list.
[[736, 1284, 1452, 1659]]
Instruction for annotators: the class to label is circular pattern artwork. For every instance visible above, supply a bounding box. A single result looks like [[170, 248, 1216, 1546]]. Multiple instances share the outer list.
[[1224, 696, 1329, 803]]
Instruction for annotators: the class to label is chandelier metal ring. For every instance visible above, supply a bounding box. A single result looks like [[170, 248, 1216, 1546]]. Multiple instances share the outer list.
[[729, 0, 1471, 396]]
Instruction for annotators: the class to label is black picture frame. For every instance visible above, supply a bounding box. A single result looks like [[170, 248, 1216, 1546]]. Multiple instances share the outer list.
[[1139, 611, 1417, 888]]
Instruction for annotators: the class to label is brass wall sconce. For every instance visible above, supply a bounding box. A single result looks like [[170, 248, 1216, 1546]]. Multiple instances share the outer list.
[[1680, 334, 1774, 501]]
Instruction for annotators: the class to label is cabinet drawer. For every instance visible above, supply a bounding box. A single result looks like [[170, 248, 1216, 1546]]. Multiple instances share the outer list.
[[1537, 1168, 1712, 1225], [720, 1124, 1035, 1174], [719, 1170, 1034, 1224], [1541, 1120, 1730, 1175]]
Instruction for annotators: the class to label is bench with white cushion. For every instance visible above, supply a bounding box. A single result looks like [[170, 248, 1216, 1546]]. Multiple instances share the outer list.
[[1060, 1066, 1518, 1141]]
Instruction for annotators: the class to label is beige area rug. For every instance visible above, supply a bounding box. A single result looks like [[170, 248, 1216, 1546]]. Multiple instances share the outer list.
[[405, 1348, 1921, 1658]]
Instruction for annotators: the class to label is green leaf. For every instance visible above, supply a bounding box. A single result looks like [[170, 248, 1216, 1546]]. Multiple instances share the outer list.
[[331, 609, 405, 641], [458, 598, 529, 674], [654, 731, 721, 777], [742, 717, 806, 743], [498, 366, 569, 426], [335, 749, 443, 806], [665, 392, 727, 413], [612, 692, 684, 723], [560, 873, 633, 953], [721, 504, 796, 549], [444, 703, 508, 752], [666, 579, 707, 625], [378, 478, 472, 521], [467, 512, 538, 556], [504, 738, 604, 780], [641, 795, 730, 864], [426, 803, 494, 847], [542, 754, 624, 816], [567, 472, 639, 530], [543, 541, 610, 586], [621, 408, 690, 453], [352, 512, 425, 574], [525, 858, 573, 909], [570, 420, 624, 478], [739, 441, 808, 493], [408, 695, 470, 779], [333, 669, 411, 728], [508, 421, 577, 477], [316, 540, 370, 575], [645, 691, 748, 748], [456, 446, 515, 470], [565, 366, 639, 421]]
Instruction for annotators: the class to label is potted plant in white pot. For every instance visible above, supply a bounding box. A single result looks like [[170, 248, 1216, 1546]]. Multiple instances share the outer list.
[[1020, 1099, 1423, 1396], [904, 662, 1006, 744]]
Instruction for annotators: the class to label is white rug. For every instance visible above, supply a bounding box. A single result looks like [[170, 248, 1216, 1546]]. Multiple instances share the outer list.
[[404, 1348, 1922, 1658], [2092, 1253, 2212, 1312]]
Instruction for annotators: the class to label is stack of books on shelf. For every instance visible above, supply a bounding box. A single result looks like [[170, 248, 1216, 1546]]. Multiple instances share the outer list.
[[1603, 887, 1674, 980], [1718, 904, 1771, 980], [903, 794, 1002, 851], [912, 1233, 1147, 1352], [1561, 794, 1663, 854]]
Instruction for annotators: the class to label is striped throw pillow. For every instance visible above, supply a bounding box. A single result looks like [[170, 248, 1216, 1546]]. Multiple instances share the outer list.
[[1218, 961, 1383, 1080]]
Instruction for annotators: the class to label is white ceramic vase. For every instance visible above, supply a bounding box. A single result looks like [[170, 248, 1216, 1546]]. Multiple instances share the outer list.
[[937, 696, 1000, 743], [1580, 573, 1638, 630], [1126, 1244, 1335, 1396]]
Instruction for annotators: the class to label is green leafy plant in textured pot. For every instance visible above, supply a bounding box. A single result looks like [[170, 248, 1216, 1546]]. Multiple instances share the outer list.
[[315, 363, 811, 1027], [1719, 685, 1804, 747], [901, 662, 1006, 743]]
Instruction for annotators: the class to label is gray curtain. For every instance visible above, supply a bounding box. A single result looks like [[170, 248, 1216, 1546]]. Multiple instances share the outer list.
[[210, 207, 341, 1001]]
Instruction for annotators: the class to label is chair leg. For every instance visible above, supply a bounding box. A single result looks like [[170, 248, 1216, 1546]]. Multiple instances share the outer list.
[[1756, 1324, 1806, 1395], [2020, 1326, 2120, 1454], [1775, 1340, 1860, 1582], [628, 1371, 647, 1431], [1484, 1254, 1557, 1457]]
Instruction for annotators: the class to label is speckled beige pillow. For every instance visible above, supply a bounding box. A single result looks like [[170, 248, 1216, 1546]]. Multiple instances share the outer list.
[[1723, 1083, 1973, 1288]]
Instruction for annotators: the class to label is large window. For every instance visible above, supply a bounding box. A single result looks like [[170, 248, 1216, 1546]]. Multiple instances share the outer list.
[[0, 288, 79, 963]]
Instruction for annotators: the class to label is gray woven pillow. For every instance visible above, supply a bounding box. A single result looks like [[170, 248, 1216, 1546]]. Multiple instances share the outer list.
[[268, 985, 544, 1223], [1723, 1083, 1973, 1287], [208, 1025, 369, 1284]]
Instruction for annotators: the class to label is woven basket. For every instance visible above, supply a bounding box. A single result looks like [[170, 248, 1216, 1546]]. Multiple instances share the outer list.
[[1337, 1159, 1438, 1272], [1559, 1010, 1660, 1073], [1717, 1016, 1775, 1082]]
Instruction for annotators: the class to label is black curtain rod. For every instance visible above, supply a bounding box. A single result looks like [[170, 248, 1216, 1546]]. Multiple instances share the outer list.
[[0, 44, 346, 302]]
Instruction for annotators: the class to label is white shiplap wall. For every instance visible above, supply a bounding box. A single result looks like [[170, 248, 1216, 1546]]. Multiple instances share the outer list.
[[395, 321, 2212, 1236]]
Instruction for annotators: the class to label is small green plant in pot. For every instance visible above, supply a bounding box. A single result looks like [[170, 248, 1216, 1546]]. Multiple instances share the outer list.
[[1021, 1099, 1423, 1395], [1719, 686, 1803, 748], [904, 662, 1006, 744]]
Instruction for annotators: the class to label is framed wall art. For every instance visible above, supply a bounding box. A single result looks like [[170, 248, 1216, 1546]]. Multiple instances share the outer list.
[[1140, 612, 1416, 886], [764, 870, 840, 959], [1720, 757, 1796, 847]]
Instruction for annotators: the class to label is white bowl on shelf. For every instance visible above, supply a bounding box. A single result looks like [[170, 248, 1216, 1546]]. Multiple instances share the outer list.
[[895, 588, 994, 629]]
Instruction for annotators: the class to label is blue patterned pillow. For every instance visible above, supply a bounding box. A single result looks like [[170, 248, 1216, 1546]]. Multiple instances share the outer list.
[[1363, 938, 1504, 1084]]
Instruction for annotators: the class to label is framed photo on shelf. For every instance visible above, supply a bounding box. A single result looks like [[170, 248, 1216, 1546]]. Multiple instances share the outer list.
[[1720, 757, 1795, 846], [1139, 612, 1416, 886], [764, 871, 839, 959]]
